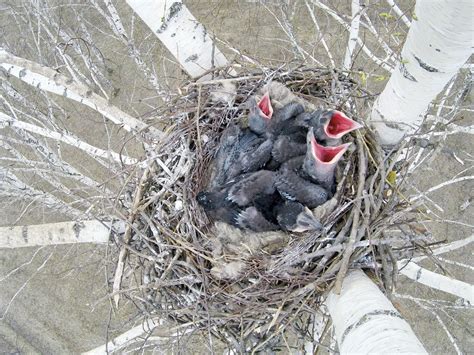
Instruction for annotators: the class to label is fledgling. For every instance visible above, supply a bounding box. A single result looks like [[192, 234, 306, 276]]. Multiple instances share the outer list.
[[249, 93, 304, 138], [214, 127, 272, 186], [197, 171, 279, 232], [274, 201, 323, 232], [303, 127, 351, 191], [196, 190, 241, 227], [239, 138, 273, 173], [212, 124, 242, 188], [248, 93, 273, 135], [295, 109, 362, 145]]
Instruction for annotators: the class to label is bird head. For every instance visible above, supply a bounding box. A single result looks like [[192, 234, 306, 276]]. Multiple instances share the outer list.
[[307, 127, 351, 166], [248, 93, 274, 135], [322, 110, 362, 139]]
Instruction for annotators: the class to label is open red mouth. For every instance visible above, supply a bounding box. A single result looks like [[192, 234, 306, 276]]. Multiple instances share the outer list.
[[258, 93, 273, 120], [325, 111, 362, 139], [311, 136, 351, 164]]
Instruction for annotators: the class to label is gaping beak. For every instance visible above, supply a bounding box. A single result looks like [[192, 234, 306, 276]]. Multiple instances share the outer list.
[[324, 111, 362, 139], [257, 92, 273, 120], [311, 134, 351, 166]]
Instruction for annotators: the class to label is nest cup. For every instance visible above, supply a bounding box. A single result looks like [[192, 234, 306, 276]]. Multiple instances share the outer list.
[[118, 67, 413, 352]]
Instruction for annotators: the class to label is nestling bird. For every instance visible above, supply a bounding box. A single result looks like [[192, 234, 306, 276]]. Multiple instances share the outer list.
[[211, 124, 242, 188], [274, 201, 323, 232], [212, 125, 272, 187], [268, 102, 304, 136], [248, 92, 273, 135], [303, 127, 351, 191], [226, 170, 276, 206], [295, 109, 362, 145], [249, 93, 304, 138], [197, 170, 278, 232]]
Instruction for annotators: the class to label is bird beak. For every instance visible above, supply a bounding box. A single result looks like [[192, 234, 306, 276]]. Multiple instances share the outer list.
[[324, 111, 362, 139], [311, 134, 351, 165], [257, 92, 273, 120], [295, 207, 323, 232]]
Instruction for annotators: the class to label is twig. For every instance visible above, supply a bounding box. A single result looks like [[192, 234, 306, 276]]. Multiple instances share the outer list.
[[334, 132, 367, 293], [112, 166, 151, 307]]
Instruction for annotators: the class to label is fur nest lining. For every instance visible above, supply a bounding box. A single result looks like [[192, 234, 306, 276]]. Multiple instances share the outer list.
[[114, 67, 426, 352]]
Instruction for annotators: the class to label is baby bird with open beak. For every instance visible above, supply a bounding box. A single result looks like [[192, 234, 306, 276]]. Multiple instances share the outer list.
[[296, 109, 362, 145], [248, 93, 273, 136], [303, 127, 351, 191], [249, 93, 304, 138]]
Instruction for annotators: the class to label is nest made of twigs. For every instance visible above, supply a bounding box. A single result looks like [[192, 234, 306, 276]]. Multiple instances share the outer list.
[[115, 66, 426, 352]]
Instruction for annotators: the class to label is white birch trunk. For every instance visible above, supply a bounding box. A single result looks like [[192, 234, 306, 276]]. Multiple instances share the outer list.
[[325, 269, 427, 354], [0, 112, 137, 166], [125, 0, 234, 79], [343, 0, 361, 70], [399, 262, 474, 304], [0, 49, 162, 139], [0, 220, 112, 248], [371, 0, 473, 145]]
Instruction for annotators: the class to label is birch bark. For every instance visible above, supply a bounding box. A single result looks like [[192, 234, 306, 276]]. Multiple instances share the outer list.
[[125, 0, 234, 79], [326, 269, 427, 354], [0, 220, 112, 248], [371, 0, 473, 145]]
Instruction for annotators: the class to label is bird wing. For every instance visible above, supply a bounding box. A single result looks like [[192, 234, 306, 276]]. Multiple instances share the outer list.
[[275, 168, 329, 208], [217, 130, 263, 184], [236, 207, 279, 232], [240, 139, 273, 172], [227, 170, 275, 206]]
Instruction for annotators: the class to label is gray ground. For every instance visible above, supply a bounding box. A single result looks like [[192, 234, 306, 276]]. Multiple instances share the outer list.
[[0, 0, 472, 353]]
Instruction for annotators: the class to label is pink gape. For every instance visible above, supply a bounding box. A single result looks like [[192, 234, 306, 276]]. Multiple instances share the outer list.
[[311, 137, 351, 166], [324, 111, 362, 139], [257, 93, 273, 120], [304, 127, 351, 188]]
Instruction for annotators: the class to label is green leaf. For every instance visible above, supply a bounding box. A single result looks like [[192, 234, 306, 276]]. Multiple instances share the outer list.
[[379, 12, 394, 19], [387, 171, 397, 185], [358, 71, 367, 85], [373, 75, 387, 82]]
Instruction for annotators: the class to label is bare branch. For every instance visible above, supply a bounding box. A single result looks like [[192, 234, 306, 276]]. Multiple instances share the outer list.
[[0, 220, 112, 248], [0, 49, 162, 139]]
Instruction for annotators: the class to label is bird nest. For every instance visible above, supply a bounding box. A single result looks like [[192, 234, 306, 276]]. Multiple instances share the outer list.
[[114, 66, 426, 352]]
